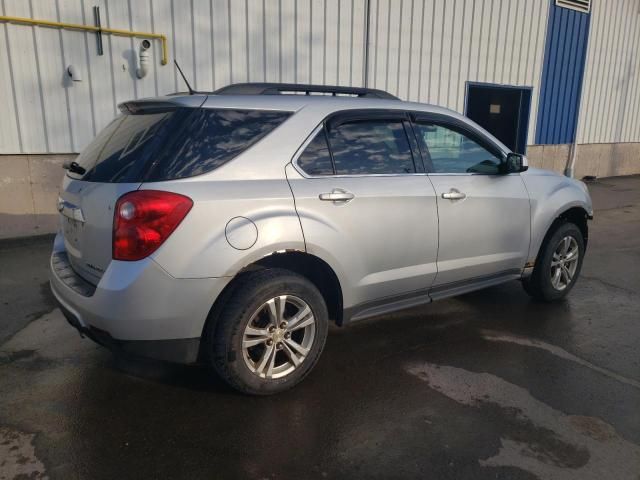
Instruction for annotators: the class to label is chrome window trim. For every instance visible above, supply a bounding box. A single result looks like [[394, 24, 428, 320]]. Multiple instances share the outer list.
[[291, 121, 427, 180], [411, 118, 508, 176], [426, 172, 522, 177], [290, 108, 516, 179]]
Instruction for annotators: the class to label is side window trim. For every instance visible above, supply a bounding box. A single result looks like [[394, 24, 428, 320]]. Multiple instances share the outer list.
[[295, 109, 425, 177], [410, 113, 507, 176], [322, 125, 337, 175], [326, 115, 417, 176], [405, 118, 433, 173], [295, 109, 458, 178], [410, 112, 507, 162], [325, 109, 409, 132]]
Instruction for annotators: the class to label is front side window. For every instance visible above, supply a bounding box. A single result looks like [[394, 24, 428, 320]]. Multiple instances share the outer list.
[[414, 123, 502, 174], [327, 119, 415, 175]]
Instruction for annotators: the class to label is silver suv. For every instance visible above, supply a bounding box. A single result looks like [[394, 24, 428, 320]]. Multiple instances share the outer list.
[[50, 83, 593, 394]]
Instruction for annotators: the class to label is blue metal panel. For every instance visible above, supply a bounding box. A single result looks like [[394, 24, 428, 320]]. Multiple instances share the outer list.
[[535, 1, 591, 145]]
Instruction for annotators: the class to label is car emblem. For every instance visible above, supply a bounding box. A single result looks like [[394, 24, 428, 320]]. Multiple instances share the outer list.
[[57, 197, 85, 223]]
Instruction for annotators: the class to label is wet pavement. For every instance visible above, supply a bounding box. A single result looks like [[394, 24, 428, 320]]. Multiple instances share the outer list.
[[1, 176, 639, 480]]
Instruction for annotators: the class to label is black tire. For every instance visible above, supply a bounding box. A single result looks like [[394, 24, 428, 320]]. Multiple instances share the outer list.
[[205, 268, 328, 395], [523, 222, 585, 302]]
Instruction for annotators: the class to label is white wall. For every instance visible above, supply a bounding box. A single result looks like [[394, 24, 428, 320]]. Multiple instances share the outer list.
[[367, 0, 549, 146], [3, 0, 639, 155], [0, 0, 369, 154], [0, 0, 552, 154], [577, 0, 640, 144]]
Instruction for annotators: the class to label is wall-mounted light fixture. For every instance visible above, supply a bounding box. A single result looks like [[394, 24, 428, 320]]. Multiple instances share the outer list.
[[67, 65, 82, 82]]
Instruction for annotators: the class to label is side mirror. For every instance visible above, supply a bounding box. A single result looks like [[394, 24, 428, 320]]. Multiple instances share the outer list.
[[505, 153, 528, 173]]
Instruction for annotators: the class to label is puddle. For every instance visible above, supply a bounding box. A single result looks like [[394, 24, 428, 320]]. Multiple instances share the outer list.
[[480, 330, 640, 389], [406, 362, 640, 479], [0, 426, 47, 480]]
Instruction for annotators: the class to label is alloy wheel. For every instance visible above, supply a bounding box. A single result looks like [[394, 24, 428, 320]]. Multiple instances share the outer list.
[[241, 295, 316, 379], [550, 235, 579, 291]]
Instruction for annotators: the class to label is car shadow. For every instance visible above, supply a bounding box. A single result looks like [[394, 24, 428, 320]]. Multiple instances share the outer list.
[[102, 279, 575, 395]]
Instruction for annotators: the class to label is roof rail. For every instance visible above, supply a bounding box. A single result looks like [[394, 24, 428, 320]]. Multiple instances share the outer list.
[[213, 83, 398, 100]]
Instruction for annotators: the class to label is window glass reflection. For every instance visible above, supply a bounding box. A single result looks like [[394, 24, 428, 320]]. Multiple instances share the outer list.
[[328, 120, 415, 175], [297, 128, 334, 176], [415, 123, 501, 174], [69, 108, 291, 182]]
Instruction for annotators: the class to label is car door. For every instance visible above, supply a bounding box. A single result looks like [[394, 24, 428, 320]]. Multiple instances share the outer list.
[[411, 113, 531, 292], [286, 110, 439, 318]]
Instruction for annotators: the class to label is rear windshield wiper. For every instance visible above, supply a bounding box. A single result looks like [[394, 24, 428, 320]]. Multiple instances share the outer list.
[[63, 161, 86, 175]]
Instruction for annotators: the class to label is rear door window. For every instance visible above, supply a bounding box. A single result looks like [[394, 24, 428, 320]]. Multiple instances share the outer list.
[[327, 119, 416, 175], [69, 108, 292, 182], [296, 128, 335, 176]]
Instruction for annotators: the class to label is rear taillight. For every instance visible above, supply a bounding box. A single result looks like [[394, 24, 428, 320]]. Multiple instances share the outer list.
[[113, 190, 193, 261]]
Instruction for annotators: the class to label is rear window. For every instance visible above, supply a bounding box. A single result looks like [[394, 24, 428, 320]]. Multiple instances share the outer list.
[[69, 108, 291, 182]]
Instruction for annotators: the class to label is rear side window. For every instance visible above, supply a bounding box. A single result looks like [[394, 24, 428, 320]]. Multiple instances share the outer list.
[[329, 120, 415, 175], [69, 108, 291, 182], [147, 109, 291, 181], [297, 129, 334, 176]]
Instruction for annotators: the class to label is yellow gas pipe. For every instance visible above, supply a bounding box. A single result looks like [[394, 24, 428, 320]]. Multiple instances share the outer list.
[[0, 15, 168, 65]]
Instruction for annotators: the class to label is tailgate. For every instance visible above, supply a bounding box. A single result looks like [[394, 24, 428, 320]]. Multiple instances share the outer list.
[[58, 175, 140, 284]]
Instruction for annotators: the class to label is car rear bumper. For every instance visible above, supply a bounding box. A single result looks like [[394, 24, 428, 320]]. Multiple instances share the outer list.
[[56, 299, 202, 364], [49, 233, 229, 364]]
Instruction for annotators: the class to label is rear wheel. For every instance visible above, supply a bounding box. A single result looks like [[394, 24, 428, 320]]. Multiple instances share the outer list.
[[523, 222, 585, 302], [206, 268, 328, 395]]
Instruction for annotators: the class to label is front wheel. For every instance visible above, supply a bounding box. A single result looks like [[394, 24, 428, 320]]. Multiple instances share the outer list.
[[206, 268, 328, 395], [523, 222, 585, 302]]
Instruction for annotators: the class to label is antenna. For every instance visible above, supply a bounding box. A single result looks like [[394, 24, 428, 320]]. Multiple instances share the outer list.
[[174, 60, 195, 95]]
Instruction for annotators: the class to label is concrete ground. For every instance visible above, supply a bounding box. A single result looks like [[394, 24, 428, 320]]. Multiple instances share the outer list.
[[0, 176, 639, 480]]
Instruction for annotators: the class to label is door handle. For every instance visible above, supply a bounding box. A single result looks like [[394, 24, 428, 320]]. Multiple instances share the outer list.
[[319, 189, 355, 202], [441, 189, 466, 200]]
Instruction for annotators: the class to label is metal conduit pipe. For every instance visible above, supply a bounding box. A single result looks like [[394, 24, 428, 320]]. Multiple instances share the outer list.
[[0, 15, 168, 66]]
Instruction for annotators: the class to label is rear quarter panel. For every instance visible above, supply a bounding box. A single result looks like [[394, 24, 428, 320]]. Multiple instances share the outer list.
[[145, 179, 305, 279]]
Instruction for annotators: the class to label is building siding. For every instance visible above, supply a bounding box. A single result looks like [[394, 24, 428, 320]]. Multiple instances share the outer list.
[[577, 0, 640, 144], [0, 0, 369, 154], [0, 0, 551, 154], [0, 0, 639, 154], [366, 0, 549, 146]]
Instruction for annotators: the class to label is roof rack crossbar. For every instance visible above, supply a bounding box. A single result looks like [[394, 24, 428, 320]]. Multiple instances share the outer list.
[[213, 83, 398, 100]]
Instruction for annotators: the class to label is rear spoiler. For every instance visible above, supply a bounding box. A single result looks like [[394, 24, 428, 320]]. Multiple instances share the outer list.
[[117, 100, 180, 115]]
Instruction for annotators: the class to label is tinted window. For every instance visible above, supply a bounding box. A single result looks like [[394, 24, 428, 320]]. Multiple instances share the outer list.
[[70, 112, 171, 182], [414, 123, 502, 174], [297, 128, 334, 176], [69, 108, 291, 182], [148, 109, 291, 181], [327, 120, 415, 175]]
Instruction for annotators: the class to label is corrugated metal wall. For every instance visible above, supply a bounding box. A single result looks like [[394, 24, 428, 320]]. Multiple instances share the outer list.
[[3, 0, 639, 155], [0, 0, 369, 154], [0, 0, 551, 155], [367, 0, 550, 146], [535, 1, 590, 145], [577, 0, 640, 144]]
